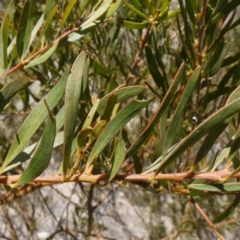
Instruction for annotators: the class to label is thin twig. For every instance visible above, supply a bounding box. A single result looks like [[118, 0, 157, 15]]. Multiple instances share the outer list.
[[189, 196, 225, 240]]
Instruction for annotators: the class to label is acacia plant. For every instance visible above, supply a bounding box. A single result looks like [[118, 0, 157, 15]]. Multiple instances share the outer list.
[[1, 0, 240, 239]]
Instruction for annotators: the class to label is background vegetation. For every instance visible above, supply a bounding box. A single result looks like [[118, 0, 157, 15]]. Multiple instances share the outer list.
[[1, 0, 240, 239]]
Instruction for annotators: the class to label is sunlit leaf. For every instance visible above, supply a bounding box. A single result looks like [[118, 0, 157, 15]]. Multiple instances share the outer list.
[[25, 41, 59, 68], [108, 136, 126, 182], [105, 0, 122, 18], [162, 66, 201, 158], [61, 0, 77, 26], [188, 183, 240, 192], [123, 0, 149, 20], [81, 0, 112, 31], [1, 71, 68, 172], [86, 98, 153, 168], [63, 51, 86, 176], [11, 109, 56, 187]]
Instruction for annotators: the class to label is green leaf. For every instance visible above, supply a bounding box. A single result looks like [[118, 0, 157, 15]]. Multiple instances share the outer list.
[[119, 19, 150, 29], [221, 51, 240, 68], [82, 58, 90, 93], [211, 0, 240, 24], [145, 45, 166, 93], [129, 0, 144, 12], [1, 71, 68, 172], [228, 125, 240, 164], [105, 0, 122, 18], [97, 86, 146, 114], [188, 183, 240, 192], [61, 0, 77, 26], [86, 98, 153, 168], [81, 0, 113, 31], [127, 63, 185, 157], [27, 14, 45, 54], [123, 0, 149, 19], [162, 66, 201, 158], [45, 0, 56, 18], [0, 13, 11, 73], [206, 41, 229, 76], [226, 84, 240, 105], [193, 123, 228, 167], [63, 51, 86, 176], [24, 41, 59, 68], [108, 136, 126, 182], [1, 107, 65, 174], [68, 32, 84, 42], [100, 93, 118, 122], [34, 4, 58, 49], [16, 0, 34, 58], [149, 96, 240, 172], [211, 139, 232, 171], [11, 110, 56, 187], [82, 97, 100, 129], [0, 79, 32, 113]]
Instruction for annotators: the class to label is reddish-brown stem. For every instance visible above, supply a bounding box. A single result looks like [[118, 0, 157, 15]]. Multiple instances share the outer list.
[[0, 169, 239, 185]]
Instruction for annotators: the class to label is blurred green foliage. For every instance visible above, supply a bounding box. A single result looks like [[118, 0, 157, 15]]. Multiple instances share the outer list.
[[1, 0, 240, 239]]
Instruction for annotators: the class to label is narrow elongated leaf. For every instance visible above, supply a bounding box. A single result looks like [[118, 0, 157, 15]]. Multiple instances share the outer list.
[[100, 93, 117, 122], [150, 96, 240, 172], [25, 41, 59, 68], [81, 0, 112, 31], [228, 126, 240, 163], [145, 45, 166, 93], [211, 135, 235, 172], [82, 97, 99, 129], [222, 51, 240, 68], [129, 0, 144, 12], [0, 13, 11, 73], [63, 51, 86, 176], [11, 111, 56, 187], [162, 66, 201, 156], [108, 136, 126, 182], [193, 123, 228, 167], [27, 14, 44, 54], [61, 0, 77, 26], [226, 84, 240, 105], [206, 42, 229, 76], [1, 107, 65, 174], [211, 0, 240, 24], [123, 0, 149, 19], [33, 4, 58, 51], [1, 71, 68, 172], [188, 183, 240, 192], [0, 79, 32, 112], [127, 63, 185, 157], [16, 0, 34, 58], [97, 86, 145, 114], [0, 0, 15, 69], [105, 0, 122, 18], [45, 0, 56, 18], [120, 19, 150, 29], [82, 58, 90, 93], [86, 98, 153, 168]]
